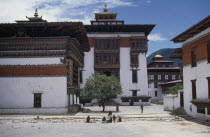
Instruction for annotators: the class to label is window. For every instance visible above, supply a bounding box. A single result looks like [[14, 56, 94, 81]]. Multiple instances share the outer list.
[[191, 80, 197, 99], [131, 54, 138, 65], [95, 53, 119, 65], [154, 82, 158, 88], [121, 98, 129, 102], [148, 75, 154, 80], [165, 75, 168, 80], [94, 39, 119, 49], [34, 93, 41, 108], [132, 90, 137, 96], [132, 70, 138, 83], [179, 75, 181, 80], [148, 83, 151, 88], [208, 108, 210, 115], [172, 75, 175, 80], [191, 47, 197, 67], [130, 39, 147, 49], [142, 98, 149, 102], [197, 107, 205, 114], [208, 78, 210, 99], [155, 91, 158, 97], [208, 44, 210, 63], [150, 75, 154, 80], [73, 63, 79, 86], [158, 75, 161, 80], [80, 70, 83, 83]]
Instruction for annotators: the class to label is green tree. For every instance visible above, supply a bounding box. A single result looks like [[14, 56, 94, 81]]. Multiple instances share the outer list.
[[168, 83, 183, 94], [80, 73, 122, 111]]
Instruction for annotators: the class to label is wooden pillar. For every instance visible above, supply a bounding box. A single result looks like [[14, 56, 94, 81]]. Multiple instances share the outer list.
[[78, 67, 80, 88], [72, 93, 74, 105]]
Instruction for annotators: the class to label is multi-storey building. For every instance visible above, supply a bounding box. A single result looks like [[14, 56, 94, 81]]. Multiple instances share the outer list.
[[147, 53, 181, 100], [172, 15, 210, 120], [81, 5, 155, 105], [0, 10, 90, 114]]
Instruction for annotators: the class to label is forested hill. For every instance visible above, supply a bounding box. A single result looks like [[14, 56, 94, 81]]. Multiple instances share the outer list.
[[147, 48, 181, 67]]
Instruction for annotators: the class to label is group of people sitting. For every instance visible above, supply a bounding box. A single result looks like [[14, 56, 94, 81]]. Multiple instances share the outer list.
[[102, 111, 122, 123], [86, 111, 122, 123]]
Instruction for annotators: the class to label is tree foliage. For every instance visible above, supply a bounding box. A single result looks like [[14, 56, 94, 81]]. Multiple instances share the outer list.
[[168, 83, 183, 94], [80, 73, 122, 111]]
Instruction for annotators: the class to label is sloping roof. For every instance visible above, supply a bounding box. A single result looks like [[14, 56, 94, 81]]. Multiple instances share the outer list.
[[169, 48, 182, 58], [171, 15, 210, 43], [159, 80, 182, 85]]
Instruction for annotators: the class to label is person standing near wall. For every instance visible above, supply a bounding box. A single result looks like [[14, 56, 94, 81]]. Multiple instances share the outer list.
[[141, 104, 144, 113]]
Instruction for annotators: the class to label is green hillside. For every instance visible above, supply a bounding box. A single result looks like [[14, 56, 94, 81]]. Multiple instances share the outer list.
[[147, 48, 181, 67]]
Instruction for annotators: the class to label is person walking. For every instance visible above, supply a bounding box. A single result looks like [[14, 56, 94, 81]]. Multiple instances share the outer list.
[[113, 114, 116, 123], [140, 104, 143, 113]]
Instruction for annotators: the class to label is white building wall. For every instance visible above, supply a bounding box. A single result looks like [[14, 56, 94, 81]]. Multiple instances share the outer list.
[[80, 47, 94, 88], [82, 33, 149, 105], [138, 53, 149, 96], [163, 95, 179, 111], [0, 77, 68, 114], [149, 83, 163, 100], [116, 49, 149, 105], [119, 47, 130, 97], [0, 57, 63, 65], [183, 59, 210, 119]]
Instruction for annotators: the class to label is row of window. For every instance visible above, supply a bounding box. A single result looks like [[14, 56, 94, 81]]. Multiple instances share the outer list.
[[148, 75, 180, 80], [92, 22, 123, 25], [94, 39, 148, 49], [95, 53, 119, 65], [121, 98, 149, 103], [0, 51, 65, 57], [94, 39, 120, 49], [130, 39, 147, 49], [132, 90, 158, 97]]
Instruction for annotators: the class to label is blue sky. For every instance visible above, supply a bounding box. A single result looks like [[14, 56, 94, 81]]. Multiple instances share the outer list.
[[0, 0, 209, 55], [114, 0, 210, 55]]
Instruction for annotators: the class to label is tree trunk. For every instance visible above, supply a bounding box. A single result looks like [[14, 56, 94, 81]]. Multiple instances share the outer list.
[[102, 105, 105, 112]]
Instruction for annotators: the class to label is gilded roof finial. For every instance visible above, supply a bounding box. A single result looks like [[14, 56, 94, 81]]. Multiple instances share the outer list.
[[34, 8, 39, 17], [153, 51, 164, 60], [104, 4, 108, 12]]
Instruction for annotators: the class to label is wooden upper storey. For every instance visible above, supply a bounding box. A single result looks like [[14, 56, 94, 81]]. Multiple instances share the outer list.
[[0, 22, 90, 52], [172, 15, 210, 65], [182, 34, 210, 65], [0, 37, 84, 66]]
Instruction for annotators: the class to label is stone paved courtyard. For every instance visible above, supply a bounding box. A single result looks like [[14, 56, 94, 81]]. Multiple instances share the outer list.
[[78, 104, 168, 115], [0, 104, 210, 137]]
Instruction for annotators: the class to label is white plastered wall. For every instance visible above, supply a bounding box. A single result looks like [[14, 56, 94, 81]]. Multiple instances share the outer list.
[[0, 77, 68, 114], [148, 83, 163, 100], [80, 47, 94, 88], [183, 59, 210, 120]]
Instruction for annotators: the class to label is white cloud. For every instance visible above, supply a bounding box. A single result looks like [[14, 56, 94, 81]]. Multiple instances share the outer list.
[[148, 33, 167, 42], [0, 0, 135, 24]]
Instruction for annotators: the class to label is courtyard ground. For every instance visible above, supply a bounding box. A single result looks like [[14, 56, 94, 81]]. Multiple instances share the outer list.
[[0, 104, 210, 137]]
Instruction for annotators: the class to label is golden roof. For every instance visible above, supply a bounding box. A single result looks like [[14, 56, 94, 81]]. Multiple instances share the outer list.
[[154, 54, 164, 58]]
